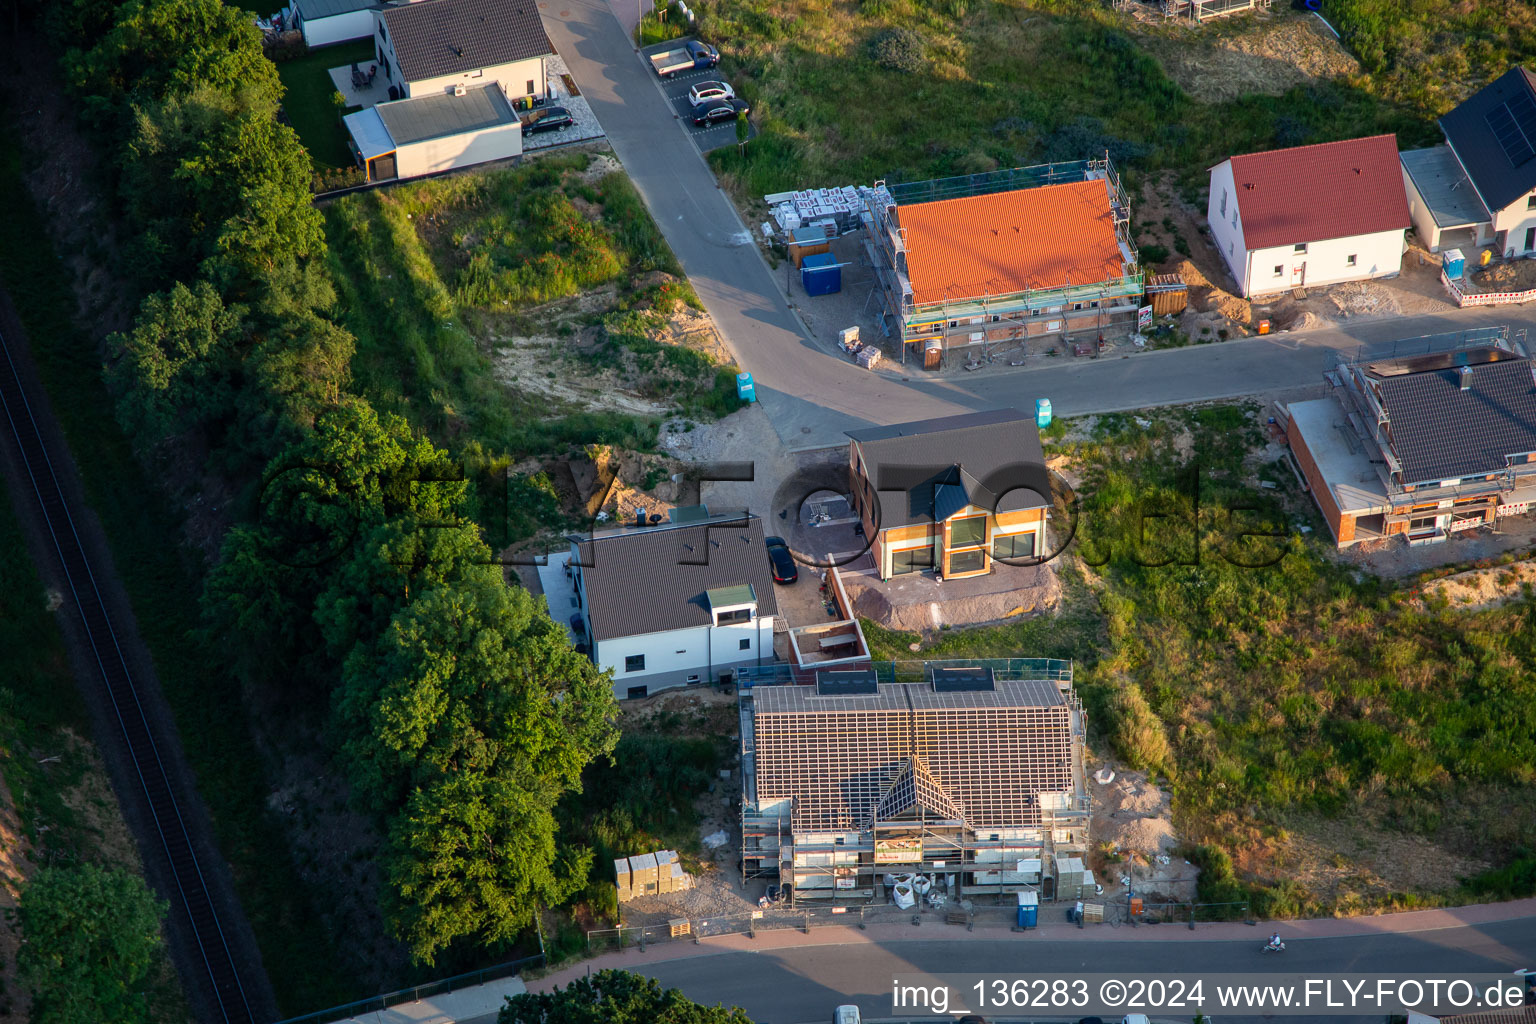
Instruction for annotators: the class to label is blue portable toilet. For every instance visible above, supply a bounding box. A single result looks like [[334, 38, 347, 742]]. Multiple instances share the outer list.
[[1035, 398, 1052, 430], [1443, 248, 1466, 280], [736, 371, 756, 403], [1016, 890, 1038, 929], [800, 252, 842, 296]]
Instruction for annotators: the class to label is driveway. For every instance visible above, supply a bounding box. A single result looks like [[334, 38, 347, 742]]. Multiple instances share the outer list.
[[541, 0, 1536, 451], [540, 0, 973, 448]]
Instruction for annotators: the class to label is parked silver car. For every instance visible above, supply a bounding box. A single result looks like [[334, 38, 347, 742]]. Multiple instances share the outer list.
[[686, 80, 735, 105]]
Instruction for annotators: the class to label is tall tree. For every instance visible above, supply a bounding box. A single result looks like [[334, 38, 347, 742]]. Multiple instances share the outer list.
[[204, 399, 465, 690], [16, 864, 168, 1024], [65, 0, 281, 123], [499, 970, 753, 1024], [108, 279, 243, 441], [337, 580, 618, 962]]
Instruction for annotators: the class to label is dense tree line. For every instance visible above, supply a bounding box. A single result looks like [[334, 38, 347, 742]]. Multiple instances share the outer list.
[[29, 0, 618, 965]]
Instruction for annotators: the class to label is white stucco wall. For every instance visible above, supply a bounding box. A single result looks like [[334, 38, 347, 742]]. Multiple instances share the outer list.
[[299, 8, 375, 46], [1206, 160, 1249, 294], [1243, 228, 1405, 297], [1490, 194, 1536, 254], [1402, 165, 1448, 251], [594, 616, 775, 698], [406, 57, 547, 101], [393, 121, 523, 179]]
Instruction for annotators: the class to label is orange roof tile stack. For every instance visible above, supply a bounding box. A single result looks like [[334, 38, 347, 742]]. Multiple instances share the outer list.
[[897, 178, 1127, 306]]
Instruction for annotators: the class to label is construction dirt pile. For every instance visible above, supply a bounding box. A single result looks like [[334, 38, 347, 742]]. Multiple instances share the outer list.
[[840, 565, 1061, 634], [1468, 258, 1536, 293], [1328, 280, 1400, 318], [1145, 13, 1360, 103], [1178, 259, 1251, 327], [1090, 769, 1177, 859]]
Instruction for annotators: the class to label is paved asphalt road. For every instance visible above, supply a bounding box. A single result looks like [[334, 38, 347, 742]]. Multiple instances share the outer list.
[[629, 920, 1536, 1024], [544, 0, 1536, 450]]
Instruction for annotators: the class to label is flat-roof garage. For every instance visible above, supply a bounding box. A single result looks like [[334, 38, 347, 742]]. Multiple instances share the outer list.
[[343, 83, 523, 183]]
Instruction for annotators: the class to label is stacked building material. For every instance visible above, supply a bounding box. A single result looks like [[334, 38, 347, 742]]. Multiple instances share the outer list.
[[614, 849, 693, 902], [766, 185, 873, 236]]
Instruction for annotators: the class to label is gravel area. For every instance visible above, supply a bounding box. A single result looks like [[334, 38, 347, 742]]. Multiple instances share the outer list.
[[523, 53, 605, 152]]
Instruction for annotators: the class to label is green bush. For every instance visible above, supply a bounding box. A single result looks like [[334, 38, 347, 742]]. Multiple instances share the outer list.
[[867, 28, 925, 73]]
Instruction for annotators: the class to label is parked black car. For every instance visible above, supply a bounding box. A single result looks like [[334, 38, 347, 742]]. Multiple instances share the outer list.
[[691, 97, 749, 127], [521, 106, 573, 135], [764, 536, 797, 584]]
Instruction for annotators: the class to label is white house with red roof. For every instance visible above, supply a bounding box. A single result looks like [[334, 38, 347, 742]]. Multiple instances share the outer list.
[[1207, 134, 1411, 298]]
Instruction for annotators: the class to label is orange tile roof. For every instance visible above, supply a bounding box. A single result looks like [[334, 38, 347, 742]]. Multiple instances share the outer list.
[[897, 179, 1126, 306]]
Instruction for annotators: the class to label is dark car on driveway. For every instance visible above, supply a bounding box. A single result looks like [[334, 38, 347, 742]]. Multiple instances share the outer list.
[[521, 106, 573, 135], [764, 536, 797, 584], [691, 97, 749, 127]]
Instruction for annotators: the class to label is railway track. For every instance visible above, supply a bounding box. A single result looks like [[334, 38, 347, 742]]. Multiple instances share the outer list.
[[0, 329, 255, 1024]]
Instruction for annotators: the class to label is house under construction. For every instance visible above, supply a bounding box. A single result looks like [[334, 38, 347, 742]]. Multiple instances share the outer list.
[[739, 661, 1089, 903], [863, 159, 1142, 368], [1157, 0, 1268, 21]]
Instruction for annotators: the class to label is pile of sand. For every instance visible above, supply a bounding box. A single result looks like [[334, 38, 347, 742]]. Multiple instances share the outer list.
[[1328, 281, 1400, 318], [1178, 259, 1251, 326], [1090, 769, 1177, 858], [1416, 558, 1536, 612]]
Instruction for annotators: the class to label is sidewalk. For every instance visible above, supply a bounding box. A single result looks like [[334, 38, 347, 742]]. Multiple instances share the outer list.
[[530, 896, 1536, 993], [321, 977, 525, 1024]]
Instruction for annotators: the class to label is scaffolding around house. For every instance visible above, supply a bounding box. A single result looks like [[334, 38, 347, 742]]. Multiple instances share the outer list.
[[738, 661, 1090, 902], [863, 157, 1144, 367]]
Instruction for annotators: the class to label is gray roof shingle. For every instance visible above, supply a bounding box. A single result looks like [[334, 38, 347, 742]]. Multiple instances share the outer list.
[[574, 514, 778, 642], [382, 0, 553, 84], [1439, 67, 1536, 215], [1376, 358, 1536, 483], [847, 408, 1050, 528]]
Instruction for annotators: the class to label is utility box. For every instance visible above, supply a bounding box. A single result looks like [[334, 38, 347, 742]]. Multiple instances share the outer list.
[[1016, 890, 1038, 929], [788, 225, 831, 268]]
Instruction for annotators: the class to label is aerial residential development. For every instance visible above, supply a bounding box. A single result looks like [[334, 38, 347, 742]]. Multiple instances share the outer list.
[[1, 0, 1535, 1023]]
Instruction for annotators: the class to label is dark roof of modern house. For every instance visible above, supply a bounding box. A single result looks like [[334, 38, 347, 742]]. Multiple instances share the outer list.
[[1373, 357, 1536, 483], [1439, 67, 1536, 214], [381, 0, 553, 83], [572, 512, 777, 642], [847, 409, 1050, 528], [1223, 134, 1410, 249], [297, 0, 380, 19]]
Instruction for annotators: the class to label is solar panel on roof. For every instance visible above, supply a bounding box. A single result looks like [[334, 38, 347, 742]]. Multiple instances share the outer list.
[[931, 667, 995, 692], [1486, 93, 1536, 167], [815, 670, 878, 696]]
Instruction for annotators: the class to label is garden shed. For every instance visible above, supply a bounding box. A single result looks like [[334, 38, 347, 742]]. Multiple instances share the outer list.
[[344, 83, 523, 182], [291, 0, 382, 47]]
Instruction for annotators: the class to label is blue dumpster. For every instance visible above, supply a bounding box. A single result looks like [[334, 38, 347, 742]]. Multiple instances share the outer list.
[[736, 371, 756, 403], [801, 252, 842, 296], [1016, 890, 1038, 929], [1035, 398, 1052, 430]]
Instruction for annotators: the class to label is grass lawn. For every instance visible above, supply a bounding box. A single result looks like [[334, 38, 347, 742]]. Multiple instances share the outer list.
[[276, 39, 375, 171], [699, 0, 1442, 203], [0, 124, 358, 1015], [865, 403, 1536, 914], [322, 154, 740, 532]]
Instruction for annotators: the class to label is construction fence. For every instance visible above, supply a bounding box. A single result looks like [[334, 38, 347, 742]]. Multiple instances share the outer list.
[[586, 899, 1252, 952]]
